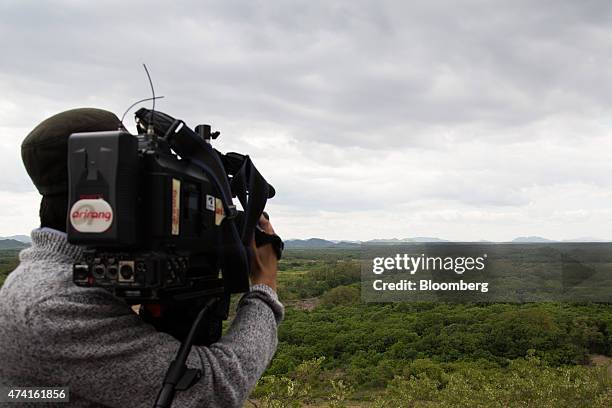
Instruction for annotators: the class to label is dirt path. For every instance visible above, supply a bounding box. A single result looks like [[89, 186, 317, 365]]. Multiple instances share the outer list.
[[590, 354, 612, 375], [285, 297, 320, 311]]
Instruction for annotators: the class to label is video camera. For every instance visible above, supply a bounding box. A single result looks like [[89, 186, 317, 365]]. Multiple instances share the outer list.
[[67, 107, 281, 311]]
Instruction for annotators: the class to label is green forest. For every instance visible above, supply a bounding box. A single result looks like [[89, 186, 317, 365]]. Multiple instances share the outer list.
[[1, 248, 611, 406], [251, 248, 611, 407], [0, 250, 20, 287]]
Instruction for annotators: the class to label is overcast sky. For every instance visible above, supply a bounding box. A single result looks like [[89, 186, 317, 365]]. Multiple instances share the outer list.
[[2, 0, 612, 241]]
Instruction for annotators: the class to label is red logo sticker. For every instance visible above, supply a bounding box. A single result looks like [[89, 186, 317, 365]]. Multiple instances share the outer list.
[[69, 198, 114, 233]]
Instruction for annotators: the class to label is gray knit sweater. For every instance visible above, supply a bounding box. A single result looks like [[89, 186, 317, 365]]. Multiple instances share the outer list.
[[0, 228, 284, 407]]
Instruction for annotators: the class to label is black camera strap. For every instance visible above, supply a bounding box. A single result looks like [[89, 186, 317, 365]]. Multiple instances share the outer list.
[[224, 153, 269, 245], [222, 153, 283, 258]]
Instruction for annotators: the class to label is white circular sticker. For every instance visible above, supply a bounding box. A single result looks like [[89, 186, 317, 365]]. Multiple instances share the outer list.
[[69, 198, 114, 233]]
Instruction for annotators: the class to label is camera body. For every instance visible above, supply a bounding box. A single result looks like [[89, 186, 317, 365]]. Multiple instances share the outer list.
[[67, 109, 261, 305]]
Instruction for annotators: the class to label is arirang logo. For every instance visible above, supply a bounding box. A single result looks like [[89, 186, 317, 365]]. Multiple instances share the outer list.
[[69, 198, 114, 233], [72, 209, 112, 221]]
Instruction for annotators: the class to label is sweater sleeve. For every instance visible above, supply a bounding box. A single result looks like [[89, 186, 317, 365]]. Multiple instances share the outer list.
[[25, 285, 284, 408]]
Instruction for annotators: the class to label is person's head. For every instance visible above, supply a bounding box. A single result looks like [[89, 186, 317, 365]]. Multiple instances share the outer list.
[[21, 108, 121, 232]]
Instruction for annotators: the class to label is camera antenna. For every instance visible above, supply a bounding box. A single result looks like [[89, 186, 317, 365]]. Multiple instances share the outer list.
[[120, 96, 164, 126], [142, 63, 157, 137], [118, 64, 164, 138]]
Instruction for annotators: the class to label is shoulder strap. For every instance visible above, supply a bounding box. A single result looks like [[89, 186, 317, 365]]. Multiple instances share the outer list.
[[223, 152, 272, 245]]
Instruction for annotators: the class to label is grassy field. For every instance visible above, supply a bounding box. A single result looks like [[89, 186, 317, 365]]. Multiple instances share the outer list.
[[1, 248, 610, 406]]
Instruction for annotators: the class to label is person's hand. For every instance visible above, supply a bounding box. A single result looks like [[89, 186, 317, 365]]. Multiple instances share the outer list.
[[250, 214, 278, 291]]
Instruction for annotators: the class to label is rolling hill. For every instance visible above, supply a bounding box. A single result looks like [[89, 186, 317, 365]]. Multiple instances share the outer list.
[[0, 239, 29, 250]]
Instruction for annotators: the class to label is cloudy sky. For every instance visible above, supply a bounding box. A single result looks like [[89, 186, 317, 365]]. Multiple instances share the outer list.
[[2, 0, 612, 241]]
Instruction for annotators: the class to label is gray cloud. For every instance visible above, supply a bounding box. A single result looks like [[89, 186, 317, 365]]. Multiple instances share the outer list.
[[1, 0, 612, 240]]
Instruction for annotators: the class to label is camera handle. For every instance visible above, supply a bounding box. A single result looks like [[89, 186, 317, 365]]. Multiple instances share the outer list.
[[154, 297, 219, 408]]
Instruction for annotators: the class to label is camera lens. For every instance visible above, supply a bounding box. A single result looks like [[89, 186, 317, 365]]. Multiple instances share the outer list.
[[119, 264, 134, 280]]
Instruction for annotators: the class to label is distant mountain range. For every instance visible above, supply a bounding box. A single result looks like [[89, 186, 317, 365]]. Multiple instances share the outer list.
[[1, 234, 609, 251], [284, 238, 360, 249], [510, 236, 555, 243], [509, 236, 611, 243], [0, 239, 29, 250], [368, 237, 450, 243], [284, 237, 453, 248], [1, 235, 31, 244], [0, 235, 31, 250], [285, 236, 611, 248]]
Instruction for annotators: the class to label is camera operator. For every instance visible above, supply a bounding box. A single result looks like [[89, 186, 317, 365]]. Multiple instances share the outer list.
[[0, 108, 284, 407]]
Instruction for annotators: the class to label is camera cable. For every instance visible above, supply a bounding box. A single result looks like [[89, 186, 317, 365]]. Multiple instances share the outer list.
[[153, 297, 218, 408]]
